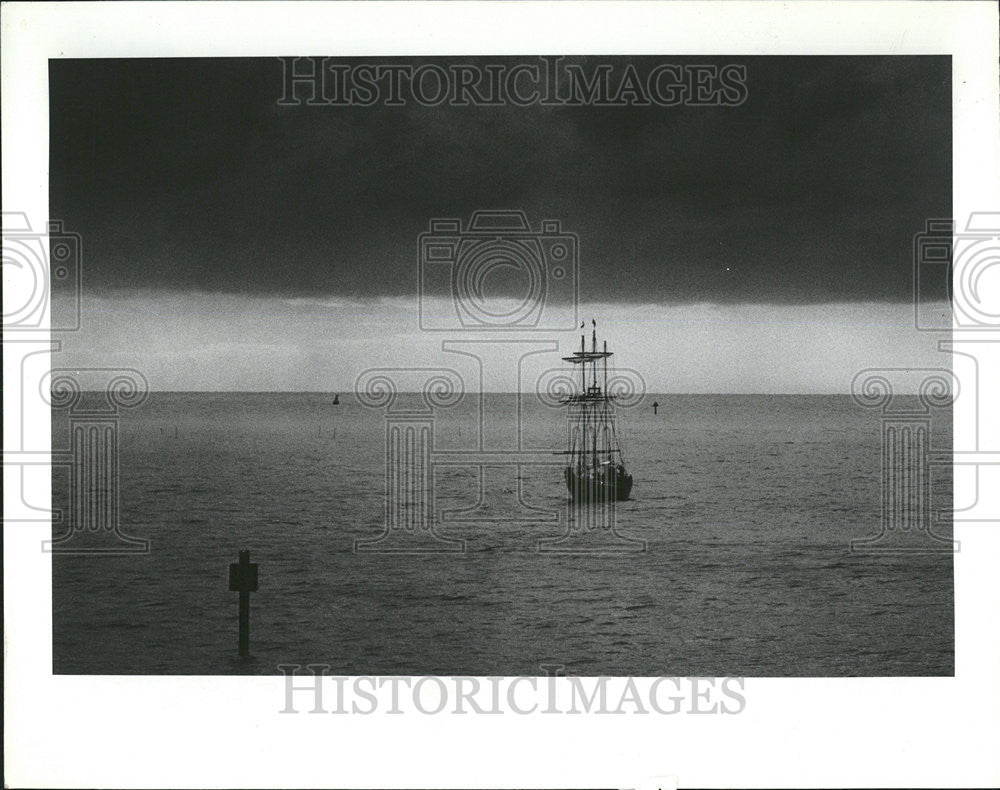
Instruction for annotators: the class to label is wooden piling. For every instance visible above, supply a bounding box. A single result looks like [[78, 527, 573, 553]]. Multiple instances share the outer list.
[[228, 549, 258, 658]]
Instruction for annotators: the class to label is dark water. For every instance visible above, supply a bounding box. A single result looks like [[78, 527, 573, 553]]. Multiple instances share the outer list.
[[52, 393, 953, 676]]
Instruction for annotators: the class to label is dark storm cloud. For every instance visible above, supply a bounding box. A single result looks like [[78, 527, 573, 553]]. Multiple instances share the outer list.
[[49, 56, 950, 303]]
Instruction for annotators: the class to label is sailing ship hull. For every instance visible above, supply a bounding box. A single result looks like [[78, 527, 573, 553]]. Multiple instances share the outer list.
[[560, 328, 634, 502], [565, 466, 633, 502]]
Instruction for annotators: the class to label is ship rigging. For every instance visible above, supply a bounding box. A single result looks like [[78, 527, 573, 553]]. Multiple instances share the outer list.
[[560, 322, 633, 502]]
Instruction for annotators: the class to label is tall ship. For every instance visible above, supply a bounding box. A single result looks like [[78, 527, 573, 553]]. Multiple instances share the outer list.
[[561, 323, 633, 502]]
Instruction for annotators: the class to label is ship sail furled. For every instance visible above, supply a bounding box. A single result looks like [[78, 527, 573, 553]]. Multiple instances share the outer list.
[[560, 323, 633, 502]]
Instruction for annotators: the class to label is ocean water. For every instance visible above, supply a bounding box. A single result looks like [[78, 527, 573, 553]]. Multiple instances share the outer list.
[[52, 393, 953, 676]]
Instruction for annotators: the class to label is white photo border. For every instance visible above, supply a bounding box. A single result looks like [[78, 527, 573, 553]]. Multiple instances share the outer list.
[[3, 1, 999, 788]]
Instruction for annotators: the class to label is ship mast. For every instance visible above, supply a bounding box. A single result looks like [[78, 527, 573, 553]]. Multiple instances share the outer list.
[[559, 322, 633, 502], [603, 340, 609, 462], [603, 340, 608, 395], [591, 325, 596, 470], [561, 321, 617, 471], [592, 325, 597, 391]]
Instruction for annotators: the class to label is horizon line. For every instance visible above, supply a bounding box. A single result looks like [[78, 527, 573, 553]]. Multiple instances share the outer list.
[[70, 389, 937, 397]]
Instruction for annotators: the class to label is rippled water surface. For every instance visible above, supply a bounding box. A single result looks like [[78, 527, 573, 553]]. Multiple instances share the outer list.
[[52, 393, 953, 675]]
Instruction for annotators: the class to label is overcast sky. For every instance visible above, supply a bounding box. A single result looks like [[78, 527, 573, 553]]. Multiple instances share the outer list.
[[49, 56, 951, 391]]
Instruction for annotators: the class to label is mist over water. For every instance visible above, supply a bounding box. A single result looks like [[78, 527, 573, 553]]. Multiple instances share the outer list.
[[52, 393, 953, 676]]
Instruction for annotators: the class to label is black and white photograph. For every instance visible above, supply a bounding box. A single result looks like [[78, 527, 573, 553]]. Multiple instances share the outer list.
[[48, 53, 957, 677], [4, 2, 1000, 789]]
